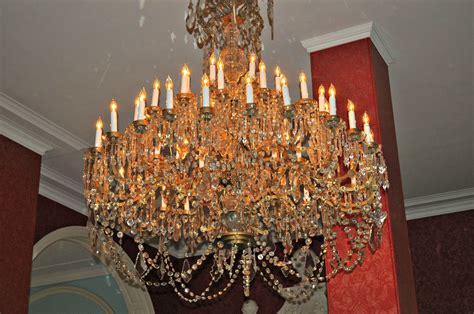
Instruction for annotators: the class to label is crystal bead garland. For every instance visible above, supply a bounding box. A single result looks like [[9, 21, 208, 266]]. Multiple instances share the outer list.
[[83, 19, 390, 303]]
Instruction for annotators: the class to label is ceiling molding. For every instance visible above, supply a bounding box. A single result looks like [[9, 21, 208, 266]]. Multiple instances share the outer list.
[[0, 92, 90, 150], [39, 168, 87, 215], [0, 115, 53, 155], [405, 188, 474, 220], [301, 22, 394, 65]]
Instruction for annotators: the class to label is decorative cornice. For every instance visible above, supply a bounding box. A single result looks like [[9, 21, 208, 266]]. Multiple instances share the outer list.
[[39, 167, 87, 215], [301, 22, 394, 65], [0, 115, 53, 155], [0, 92, 90, 150], [405, 188, 474, 220], [31, 264, 108, 288]]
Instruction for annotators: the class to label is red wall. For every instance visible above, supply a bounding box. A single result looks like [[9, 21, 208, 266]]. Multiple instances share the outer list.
[[0, 136, 41, 314], [407, 210, 474, 314]]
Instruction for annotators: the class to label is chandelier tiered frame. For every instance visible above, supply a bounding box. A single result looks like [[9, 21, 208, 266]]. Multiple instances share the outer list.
[[83, 23, 389, 304]]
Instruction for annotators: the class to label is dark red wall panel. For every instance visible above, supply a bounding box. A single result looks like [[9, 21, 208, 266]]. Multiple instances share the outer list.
[[407, 210, 474, 314], [0, 136, 41, 314]]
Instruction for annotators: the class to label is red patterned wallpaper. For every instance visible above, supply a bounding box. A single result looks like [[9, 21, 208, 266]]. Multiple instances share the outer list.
[[407, 210, 474, 314], [0, 136, 41, 314]]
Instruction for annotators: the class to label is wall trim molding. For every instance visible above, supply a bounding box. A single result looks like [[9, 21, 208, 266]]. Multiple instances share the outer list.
[[33, 226, 155, 314], [31, 264, 109, 288], [301, 22, 394, 65], [405, 188, 474, 220], [0, 115, 53, 155], [0, 92, 90, 150]]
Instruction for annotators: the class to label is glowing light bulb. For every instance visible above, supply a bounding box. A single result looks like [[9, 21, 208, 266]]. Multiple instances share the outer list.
[[299, 71, 308, 99], [166, 76, 173, 90], [201, 73, 209, 87], [165, 76, 174, 109], [119, 167, 125, 177], [109, 99, 118, 132], [274, 66, 281, 77], [250, 53, 256, 64], [96, 117, 103, 129], [259, 61, 266, 72], [217, 59, 224, 71], [318, 85, 325, 95], [110, 99, 118, 112], [281, 75, 287, 86], [347, 100, 356, 129], [329, 84, 336, 96], [318, 85, 326, 112], [299, 72, 307, 83], [153, 79, 160, 90], [363, 112, 370, 124], [94, 117, 103, 147], [347, 100, 355, 111], [152, 79, 160, 107], [182, 64, 191, 76], [210, 53, 216, 65]]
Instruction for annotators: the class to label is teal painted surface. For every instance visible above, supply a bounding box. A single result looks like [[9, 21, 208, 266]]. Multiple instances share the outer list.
[[29, 275, 128, 314]]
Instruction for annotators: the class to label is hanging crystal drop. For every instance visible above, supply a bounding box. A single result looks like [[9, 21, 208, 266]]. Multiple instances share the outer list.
[[181, 258, 192, 283]]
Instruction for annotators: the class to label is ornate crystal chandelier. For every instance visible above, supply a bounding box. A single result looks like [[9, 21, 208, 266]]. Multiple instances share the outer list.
[[84, 1, 389, 304]]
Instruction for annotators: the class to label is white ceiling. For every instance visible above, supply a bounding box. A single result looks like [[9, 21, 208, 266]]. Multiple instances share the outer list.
[[1, 0, 472, 201]]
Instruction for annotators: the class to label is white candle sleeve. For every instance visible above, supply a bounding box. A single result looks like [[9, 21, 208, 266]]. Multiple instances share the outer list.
[[329, 95, 337, 115], [166, 89, 174, 109], [319, 94, 325, 111], [111, 111, 118, 132], [300, 81, 309, 99], [202, 86, 210, 107], [210, 64, 216, 81], [94, 128, 102, 147], [218, 69, 224, 90], [246, 83, 254, 104], [260, 70, 267, 88], [133, 104, 139, 121], [249, 63, 256, 77], [181, 76, 190, 93], [151, 88, 159, 107], [349, 111, 356, 129], [282, 86, 291, 106], [138, 100, 146, 120], [275, 76, 281, 91]]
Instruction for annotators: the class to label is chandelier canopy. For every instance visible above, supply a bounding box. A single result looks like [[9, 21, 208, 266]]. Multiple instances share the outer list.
[[84, 2, 389, 304]]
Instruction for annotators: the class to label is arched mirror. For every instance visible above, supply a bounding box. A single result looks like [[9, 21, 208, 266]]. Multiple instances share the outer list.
[[29, 227, 154, 314]]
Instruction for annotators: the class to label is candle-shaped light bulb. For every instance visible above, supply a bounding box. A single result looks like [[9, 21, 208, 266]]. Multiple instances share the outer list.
[[318, 84, 326, 112], [324, 100, 329, 112], [165, 76, 174, 109], [151, 78, 160, 107], [299, 71, 309, 99], [180, 64, 191, 93], [184, 196, 190, 212], [110, 99, 118, 132], [328, 84, 337, 115], [246, 76, 254, 104], [281, 75, 291, 106], [94, 117, 103, 147], [259, 61, 267, 88], [249, 53, 257, 77], [347, 100, 356, 129], [209, 53, 217, 81], [362, 111, 374, 143], [363, 111, 370, 125], [201, 73, 210, 107], [137, 88, 146, 120], [217, 58, 225, 90], [274, 66, 282, 91]]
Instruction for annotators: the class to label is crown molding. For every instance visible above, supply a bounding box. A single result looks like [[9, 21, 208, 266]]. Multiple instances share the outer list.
[[405, 188, 474, 220], [301, 22, 394, 65], [39, 167, 87, 215], [0, 92, 90, 150], [0, 115, 53, 155]]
